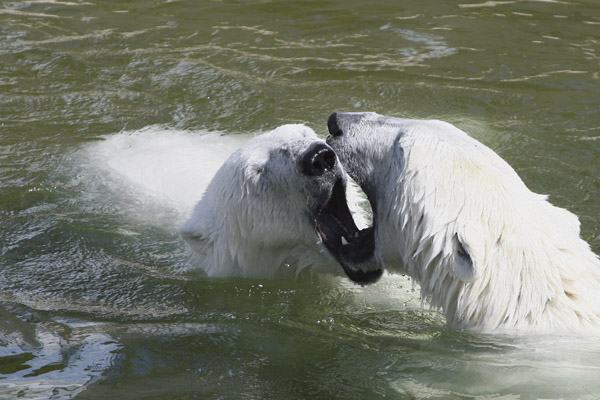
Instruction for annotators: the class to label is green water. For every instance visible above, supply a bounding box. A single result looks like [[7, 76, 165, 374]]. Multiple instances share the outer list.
[[2, 1, 600, 399]]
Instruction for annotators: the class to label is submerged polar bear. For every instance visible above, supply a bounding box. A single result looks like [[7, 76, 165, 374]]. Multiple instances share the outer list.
[[326, 112, 600, 333], [180, 124, 381, 282]]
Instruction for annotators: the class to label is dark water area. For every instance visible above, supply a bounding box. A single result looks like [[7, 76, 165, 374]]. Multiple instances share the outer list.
[[1, 0, 600, 398]]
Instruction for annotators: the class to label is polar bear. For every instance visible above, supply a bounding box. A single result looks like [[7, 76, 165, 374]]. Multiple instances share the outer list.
[[326, 112, 600, 333], [180, 124, 382, 282]]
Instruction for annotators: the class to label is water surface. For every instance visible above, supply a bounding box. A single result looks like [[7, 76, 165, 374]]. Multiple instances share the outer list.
[[1, 0, 600, 399]]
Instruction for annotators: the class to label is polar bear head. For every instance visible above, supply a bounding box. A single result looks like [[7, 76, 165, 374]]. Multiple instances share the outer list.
[[326, 112, 600, 332], [180, 124, 381, 283], [326, 112, 494, 282]]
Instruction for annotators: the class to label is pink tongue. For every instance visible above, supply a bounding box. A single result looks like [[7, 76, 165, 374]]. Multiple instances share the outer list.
[[317, 225, 328, 240]]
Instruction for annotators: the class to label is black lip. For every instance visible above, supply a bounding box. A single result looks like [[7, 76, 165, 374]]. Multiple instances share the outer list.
[[341, 257, 383, 285], [316, 179, 381, 285]]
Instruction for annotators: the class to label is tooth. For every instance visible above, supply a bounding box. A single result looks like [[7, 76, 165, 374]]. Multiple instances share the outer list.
[[341, 236, 349, 245], [353, 232, 359, 238]]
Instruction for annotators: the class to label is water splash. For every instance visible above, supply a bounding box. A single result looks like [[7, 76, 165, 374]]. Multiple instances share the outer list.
[[76, 126, 251, 224]]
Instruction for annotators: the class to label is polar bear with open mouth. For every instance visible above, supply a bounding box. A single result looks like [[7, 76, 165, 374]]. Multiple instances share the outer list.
[[180, 124, 381, 283], [326, 112, 600, 333]]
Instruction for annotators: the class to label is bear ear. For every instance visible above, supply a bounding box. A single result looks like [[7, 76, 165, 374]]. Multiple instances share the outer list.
[[452, 233, 477, 282], [179, 209, 214, 255], [392, 134, 406, 170], [180, 228, 207, 244], [180, 226, 210, 254]]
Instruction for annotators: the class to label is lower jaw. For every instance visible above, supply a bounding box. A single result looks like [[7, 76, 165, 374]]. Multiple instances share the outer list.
[[340, 262, 383, 285], [325, 241, 382, 285]]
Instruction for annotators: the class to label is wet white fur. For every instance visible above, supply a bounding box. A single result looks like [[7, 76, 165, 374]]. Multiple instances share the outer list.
[[330, 112, 600, 333], [180, 124, 368, 278]]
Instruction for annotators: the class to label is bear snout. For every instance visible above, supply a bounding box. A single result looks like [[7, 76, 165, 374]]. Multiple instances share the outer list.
[[327, 112, 343, 137], [301, 142, 337, 176]]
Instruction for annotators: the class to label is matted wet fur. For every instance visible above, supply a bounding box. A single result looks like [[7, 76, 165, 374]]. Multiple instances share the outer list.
[[180, 124, 381, 282], [327, 112, 600, 333]]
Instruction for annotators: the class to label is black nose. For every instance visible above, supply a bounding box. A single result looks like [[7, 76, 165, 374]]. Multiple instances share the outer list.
[[302, 143, 336, 176], [327, 112, 342, 137]]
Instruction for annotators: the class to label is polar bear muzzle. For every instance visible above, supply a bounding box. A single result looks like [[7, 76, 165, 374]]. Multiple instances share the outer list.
[[316, 177, 382, 285], [298, 139, 381, 284], [301, 142, 337, 176]]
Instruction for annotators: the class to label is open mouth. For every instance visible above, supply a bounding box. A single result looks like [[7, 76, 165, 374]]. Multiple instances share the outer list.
[[316, 179, 382, 285]]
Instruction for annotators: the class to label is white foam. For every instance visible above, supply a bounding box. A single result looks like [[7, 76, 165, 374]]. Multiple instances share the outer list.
[[85, 126, 251, 218]]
